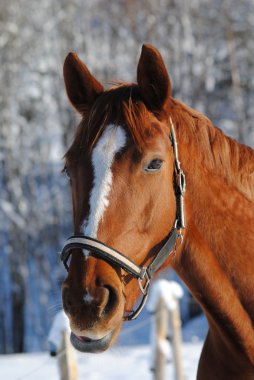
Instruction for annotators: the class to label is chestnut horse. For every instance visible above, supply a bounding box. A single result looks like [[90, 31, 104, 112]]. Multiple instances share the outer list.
[[60, 44, 254, 379]]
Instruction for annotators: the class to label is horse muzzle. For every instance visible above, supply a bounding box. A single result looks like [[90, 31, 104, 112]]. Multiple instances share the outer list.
[[70, 330, 115, 353]]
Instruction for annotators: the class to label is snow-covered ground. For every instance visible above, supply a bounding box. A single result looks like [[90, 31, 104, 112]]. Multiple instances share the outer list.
[[0, 342, 203, 380], [0, 313, 207, 380]]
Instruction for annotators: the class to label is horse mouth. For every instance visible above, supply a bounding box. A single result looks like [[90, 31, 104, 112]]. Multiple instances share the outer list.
[[70, 331, 115, 353]]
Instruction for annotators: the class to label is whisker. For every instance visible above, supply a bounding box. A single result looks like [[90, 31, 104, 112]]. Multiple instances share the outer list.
[[48, 302, 63, 310]]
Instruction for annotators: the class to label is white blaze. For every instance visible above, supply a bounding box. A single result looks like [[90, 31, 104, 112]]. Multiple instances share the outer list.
[[84, 125, 127, 238]]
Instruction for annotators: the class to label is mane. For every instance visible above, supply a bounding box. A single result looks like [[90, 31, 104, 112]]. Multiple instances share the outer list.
[[66, 84, 152, 158], [171, 99, 254, 201], [66, 83, 254, 201]]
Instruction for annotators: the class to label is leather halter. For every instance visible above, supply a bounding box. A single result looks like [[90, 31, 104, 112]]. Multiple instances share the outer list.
[[60, 119, 186, 320]]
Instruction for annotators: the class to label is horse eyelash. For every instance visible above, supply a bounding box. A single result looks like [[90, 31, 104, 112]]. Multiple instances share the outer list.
[[61, 165, 66, 174], [61, 165, 71, 180]]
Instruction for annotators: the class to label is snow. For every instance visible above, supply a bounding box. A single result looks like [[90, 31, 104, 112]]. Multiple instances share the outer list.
[[1, 313, 207, 380], [0, 200, 26, 230], [0, 342, 203, 380], [48, 311, 70, 351], [146, 280, 184, 312]]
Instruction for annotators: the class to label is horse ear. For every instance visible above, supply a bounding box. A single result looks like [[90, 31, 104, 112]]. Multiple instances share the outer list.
[[137, 44, 171, 112], [63, 52, 104, 114]]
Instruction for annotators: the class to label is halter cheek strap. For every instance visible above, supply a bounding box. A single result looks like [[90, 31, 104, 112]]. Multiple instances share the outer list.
[[60, 119, 186, 320]]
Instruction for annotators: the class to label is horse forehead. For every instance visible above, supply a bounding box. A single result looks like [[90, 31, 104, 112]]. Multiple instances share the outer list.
[[84, 124, 127, 238], [90, 124, 169, 171], [89, 124, 128, 193], [91, 124, 127, 162]]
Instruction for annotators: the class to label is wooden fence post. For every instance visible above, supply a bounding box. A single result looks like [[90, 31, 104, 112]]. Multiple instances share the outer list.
[[153, 297, 169, 380], [148, 280, 184, 380], [58, 331, 78, 380], [169, 299, 184, 380]]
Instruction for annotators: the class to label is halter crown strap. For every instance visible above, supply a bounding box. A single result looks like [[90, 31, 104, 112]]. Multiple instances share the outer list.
[[170, 118, 186, 230]]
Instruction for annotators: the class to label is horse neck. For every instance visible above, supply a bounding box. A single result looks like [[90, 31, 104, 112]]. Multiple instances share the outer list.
[[171, 100, 254, 201], [171, 104, 254, 364]]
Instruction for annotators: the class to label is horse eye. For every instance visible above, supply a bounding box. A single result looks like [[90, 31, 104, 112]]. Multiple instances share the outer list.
[[145, 159, 163, 172]]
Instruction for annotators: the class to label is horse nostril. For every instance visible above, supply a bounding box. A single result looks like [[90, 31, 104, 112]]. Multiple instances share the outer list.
[[62, 282, 120, 320], [103, 285, 118, 315]]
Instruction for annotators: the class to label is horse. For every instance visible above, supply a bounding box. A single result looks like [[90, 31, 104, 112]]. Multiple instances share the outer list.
[[60, 44, 254, 379]]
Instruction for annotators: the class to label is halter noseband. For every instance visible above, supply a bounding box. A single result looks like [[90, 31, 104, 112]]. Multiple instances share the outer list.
[[60, 119, 186, 320]]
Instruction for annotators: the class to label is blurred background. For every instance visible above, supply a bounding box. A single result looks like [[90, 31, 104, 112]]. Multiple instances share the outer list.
[[0, 0, 253, 355]]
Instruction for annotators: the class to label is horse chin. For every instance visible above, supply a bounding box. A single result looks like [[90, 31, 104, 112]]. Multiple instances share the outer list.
[[67, 300, 125, 353], [70, 330, 115, 353]]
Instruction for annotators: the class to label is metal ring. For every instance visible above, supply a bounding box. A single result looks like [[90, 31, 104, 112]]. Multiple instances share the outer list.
[[138, 271, 150, 295]]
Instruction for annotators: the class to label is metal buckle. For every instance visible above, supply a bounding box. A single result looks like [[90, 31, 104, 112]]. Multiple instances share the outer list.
[[138, 269, 151, 295], [179, 170, 186, 194], [171, 224, 185, 257], [177, 228, 184, 244]]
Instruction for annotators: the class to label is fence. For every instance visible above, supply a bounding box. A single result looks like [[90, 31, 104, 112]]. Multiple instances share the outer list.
[[58, 331, 78, 380], [148, 279, 184, 380], [15, 331, 78, 380], [15, 280, 183, 380]]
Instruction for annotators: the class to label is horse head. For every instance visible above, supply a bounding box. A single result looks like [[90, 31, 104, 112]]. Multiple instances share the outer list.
[[61, 44, 180, 352]]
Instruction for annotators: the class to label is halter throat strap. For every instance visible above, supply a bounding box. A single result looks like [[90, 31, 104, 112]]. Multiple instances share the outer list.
[[60, 119, 186, 320]]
